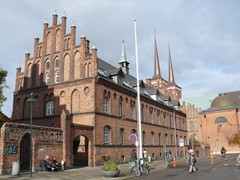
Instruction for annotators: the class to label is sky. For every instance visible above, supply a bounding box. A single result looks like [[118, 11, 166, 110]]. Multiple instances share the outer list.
[[1, 0, 240, 117]]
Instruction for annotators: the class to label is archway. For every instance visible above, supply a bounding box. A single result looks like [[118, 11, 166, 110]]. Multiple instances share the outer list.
[[73, 135, 88, 166], [20, 133, 30, 171]]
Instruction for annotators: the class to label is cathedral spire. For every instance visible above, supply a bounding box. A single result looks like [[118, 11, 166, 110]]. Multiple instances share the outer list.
[[152, 32, 162, 80], [168, 44, 176, 85]]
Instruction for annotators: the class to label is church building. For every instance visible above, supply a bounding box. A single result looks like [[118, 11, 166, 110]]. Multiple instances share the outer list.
[[0, 13, 187, 174]]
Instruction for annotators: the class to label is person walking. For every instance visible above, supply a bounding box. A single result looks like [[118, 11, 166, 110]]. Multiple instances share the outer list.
[[221, 147, 227, 158], [186, 149, 197, 173]]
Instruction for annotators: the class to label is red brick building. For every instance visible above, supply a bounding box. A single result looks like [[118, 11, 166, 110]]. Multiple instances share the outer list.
[[0, 13, 187, 174]]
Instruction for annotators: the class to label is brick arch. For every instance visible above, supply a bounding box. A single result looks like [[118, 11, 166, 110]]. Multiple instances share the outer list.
[[73, 127, 93, 166], [74, 51, 80, 79], [46, 31, 52, 54], [55, 29, 61, 51], [64, 54, 70, 81], [71, 89, 80, 113], [23, 97, 30, 119]]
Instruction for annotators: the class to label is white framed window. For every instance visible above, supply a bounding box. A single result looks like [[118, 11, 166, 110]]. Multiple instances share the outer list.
[[103, 97, 109, 113], [55, 71, 59, 83], [46, 72, 50, 85], [104, 126, 111, 144], [46, 101, 54, 116]]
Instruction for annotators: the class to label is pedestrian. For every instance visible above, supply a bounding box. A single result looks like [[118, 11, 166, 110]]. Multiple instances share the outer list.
[[143, 149, 147, 160], [186, 149, 197, 173], [220, 147, 227, 158], [130, 149, 137, 162], [168, 150, 172, 163], [196, 149, 199, 157]]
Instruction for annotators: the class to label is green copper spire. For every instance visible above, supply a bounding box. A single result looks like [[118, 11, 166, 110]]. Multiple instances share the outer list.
[[119, 40, 127, 62], [118, 40, 129, 75]]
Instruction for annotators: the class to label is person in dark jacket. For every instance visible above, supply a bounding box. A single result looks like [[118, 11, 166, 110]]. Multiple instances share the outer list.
[[131, 149, 137, 162]]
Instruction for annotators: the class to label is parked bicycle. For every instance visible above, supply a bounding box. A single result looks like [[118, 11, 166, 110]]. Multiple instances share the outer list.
[[130, 158, 149, 177]]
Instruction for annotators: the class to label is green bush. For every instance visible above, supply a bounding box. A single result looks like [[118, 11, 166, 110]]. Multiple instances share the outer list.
[[103, 160, 120, 171]]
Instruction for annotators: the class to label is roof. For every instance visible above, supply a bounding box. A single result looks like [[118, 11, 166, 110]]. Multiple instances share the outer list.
[[97, 57, 179, 110], [211, 94, 239, 108]]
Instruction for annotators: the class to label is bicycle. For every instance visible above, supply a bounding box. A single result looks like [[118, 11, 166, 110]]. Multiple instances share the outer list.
[[131, 158, 149, 177]]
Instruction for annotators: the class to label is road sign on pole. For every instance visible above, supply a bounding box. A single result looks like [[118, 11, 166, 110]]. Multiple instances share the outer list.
[[129, 134, 137, 142]]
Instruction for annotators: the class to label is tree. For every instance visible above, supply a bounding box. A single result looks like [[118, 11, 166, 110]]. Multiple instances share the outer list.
[[227, 131, 240, 146], [0, 65, 8, 112]]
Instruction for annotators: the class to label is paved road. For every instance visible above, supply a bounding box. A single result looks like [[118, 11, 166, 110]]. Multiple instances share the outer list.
[[128, 154, 240, 180]]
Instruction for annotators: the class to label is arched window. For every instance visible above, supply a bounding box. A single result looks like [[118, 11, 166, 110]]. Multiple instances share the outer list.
[[46, 61, 50, 70], [215, 116, 228, 124], [119, 96, 123, 117], [103, 126, 111, 144], [130, 100, 135, 119], [55, 59, 59, 68], [157, 111, 160, 125], [151, 132, 155, 145], [149, 108, 153, 123], [103, 91, 110, 113], [46, 101, 54, 115], [120, 128, 124, 145]]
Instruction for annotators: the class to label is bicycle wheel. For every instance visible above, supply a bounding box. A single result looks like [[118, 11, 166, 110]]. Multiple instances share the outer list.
[[142, 166, 149, 175], [132, 166, 141, 177]]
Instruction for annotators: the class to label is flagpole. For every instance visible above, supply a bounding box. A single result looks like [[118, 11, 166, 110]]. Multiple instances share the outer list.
[[134, 20, 143, 160]]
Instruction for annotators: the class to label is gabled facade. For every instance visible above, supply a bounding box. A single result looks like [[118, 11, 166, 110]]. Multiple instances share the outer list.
[[1, 13, 187, 174]]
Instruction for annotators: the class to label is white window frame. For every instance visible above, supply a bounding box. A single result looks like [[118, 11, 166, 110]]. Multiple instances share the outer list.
[[104, 126, 110, 144], [46, 101, 54, 116], [55, 71, 59, 83], [46, 72, 50, 85], [103, 97, 109, 113]]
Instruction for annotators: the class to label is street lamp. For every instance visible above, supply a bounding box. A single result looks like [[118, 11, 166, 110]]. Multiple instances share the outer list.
[[27, 93, 36, 177]]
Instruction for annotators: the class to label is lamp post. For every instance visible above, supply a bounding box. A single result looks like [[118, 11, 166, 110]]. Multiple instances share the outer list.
[[163, 113, 167, 163], [27, 93, 36, 177]]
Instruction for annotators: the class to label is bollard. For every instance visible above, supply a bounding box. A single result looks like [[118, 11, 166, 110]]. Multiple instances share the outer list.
[[61, 160, 64, 171], [210, 156, 214, 165], [173, 156, 176, 167]]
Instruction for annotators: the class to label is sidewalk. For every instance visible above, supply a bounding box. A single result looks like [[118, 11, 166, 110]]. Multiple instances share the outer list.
[[0, 159, 170, 180]]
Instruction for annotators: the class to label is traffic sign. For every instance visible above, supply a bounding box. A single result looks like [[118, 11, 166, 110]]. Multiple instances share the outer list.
[[129, 134, 137, 142], [179, 138, 184, 147]]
